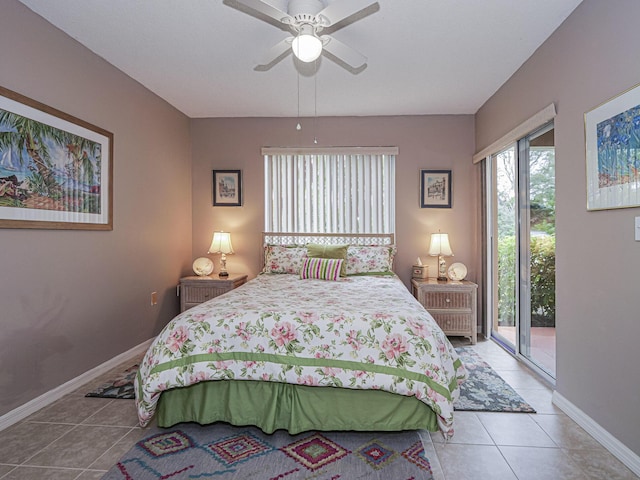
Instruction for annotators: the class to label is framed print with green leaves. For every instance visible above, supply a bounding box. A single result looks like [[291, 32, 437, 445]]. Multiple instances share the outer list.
[[0, 86, 113, 230]]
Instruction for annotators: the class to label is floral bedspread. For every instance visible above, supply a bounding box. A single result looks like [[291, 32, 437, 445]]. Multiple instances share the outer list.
[[135, 274, 467, 438]]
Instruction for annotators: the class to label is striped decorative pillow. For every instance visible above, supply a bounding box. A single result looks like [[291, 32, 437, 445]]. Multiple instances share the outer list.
[[300, 257, 343, 281]]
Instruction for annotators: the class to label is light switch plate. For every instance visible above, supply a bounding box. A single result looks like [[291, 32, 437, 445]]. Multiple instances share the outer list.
[[636, 216, 640, 241]]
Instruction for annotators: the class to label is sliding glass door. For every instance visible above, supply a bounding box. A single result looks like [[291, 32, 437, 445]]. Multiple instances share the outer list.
[[486, 123, 556, 380], [490, 145, 518, 350]]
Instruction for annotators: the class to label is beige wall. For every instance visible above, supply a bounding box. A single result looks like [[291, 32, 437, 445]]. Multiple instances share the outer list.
[[0, 1, 192, 416], [190, 115, 478, 290], [475, 0, 640, 456]]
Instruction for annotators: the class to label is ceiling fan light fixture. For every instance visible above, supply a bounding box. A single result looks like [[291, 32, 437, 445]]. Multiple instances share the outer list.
[[291, 26, 322, 62]]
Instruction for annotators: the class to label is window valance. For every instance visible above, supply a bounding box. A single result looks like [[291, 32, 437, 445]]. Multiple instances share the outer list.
[[472, 103, 556, 164], [262, 146, 399, 156]]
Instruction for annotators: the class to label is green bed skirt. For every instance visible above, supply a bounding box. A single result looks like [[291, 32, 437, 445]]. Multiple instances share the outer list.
[[156, 380, 438, 434]]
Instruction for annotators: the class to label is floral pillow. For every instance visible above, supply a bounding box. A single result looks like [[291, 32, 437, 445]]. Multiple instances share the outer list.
[[262, 245, 307, 274], [299, 257, 343, 281], [346, 245, 397, 275]]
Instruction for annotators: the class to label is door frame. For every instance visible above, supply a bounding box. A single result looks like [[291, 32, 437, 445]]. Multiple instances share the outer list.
[[483, 123, 556, 385]]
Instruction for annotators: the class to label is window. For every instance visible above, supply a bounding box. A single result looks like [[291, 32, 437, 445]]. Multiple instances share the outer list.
[[263, 147, 396, 234]]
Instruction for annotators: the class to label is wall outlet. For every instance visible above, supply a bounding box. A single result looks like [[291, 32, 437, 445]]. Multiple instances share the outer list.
[[636, 216, 640, 241], [151, 291, 158, 306]]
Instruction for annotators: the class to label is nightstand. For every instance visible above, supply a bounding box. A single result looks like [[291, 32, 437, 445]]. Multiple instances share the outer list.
[[411, 278, 478, 344], [179, 273, 248, 312]]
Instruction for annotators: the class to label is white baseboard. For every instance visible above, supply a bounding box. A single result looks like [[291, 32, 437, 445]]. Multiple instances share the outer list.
[[0, 338, 153, 432], [552, 391, 640, 476]]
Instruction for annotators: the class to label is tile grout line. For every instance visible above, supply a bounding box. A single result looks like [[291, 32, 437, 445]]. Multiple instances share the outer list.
[[480, 407, 604, 480], [494, 444, 520, 480], [10, 396, 120, 471], [0, 465, 16, 480], [86, 425, 139, 470], [18, 424, 82, 467]]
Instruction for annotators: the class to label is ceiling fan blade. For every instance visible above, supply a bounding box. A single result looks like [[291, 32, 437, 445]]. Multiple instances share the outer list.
[[317, 0, 377, 27], [255, 37, 293, 68], [321, 35, 367, 69], [234, 0, 293, 24]]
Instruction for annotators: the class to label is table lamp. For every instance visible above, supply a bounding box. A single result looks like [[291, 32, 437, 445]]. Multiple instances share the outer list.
[[428, 232, 453, 281], [208, 231, 234, 277]]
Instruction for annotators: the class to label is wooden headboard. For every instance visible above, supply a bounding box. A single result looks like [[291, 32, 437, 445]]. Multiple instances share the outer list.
[[262, 232, 395, 246]]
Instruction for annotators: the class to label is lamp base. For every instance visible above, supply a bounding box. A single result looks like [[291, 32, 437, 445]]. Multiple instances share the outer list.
[[218, 253, 229, 277], [437, 254, 448, 282]]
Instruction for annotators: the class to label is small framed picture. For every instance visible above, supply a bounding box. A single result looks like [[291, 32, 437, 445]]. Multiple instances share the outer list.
[[213, 170, 242, 206], [420, 169, 451, 208]]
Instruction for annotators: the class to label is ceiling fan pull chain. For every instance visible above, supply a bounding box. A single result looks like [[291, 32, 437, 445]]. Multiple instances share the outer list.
[[314, 59, 318, 144], [296, 69, 302, 131]]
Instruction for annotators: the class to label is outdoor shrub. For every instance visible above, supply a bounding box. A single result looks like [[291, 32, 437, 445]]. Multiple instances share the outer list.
[[497, 235, 556, 327], [497, 236, 516, 326], [530, 235, 556, 326]]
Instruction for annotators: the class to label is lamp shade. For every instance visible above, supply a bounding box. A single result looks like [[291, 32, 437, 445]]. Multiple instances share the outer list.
[[208, 231, 234, 255], [428, 233, 453, 257], [291, 25, 322, 62]]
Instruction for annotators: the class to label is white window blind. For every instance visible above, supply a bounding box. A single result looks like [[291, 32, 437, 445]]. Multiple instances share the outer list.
[[264, 147, 396, 234]]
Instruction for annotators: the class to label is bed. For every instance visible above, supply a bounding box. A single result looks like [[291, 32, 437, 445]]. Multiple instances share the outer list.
[[135, 233, 466, 439]]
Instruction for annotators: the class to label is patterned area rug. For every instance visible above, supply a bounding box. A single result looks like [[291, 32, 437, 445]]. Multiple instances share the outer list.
[[86, 349, 535, 413], [101, 423, 434, 479], [455, 347, 536, 413]]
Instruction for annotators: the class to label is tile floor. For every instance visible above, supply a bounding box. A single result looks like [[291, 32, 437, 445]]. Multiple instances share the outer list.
[[0, 338, 637, 479], [498, 326, 557, 377]]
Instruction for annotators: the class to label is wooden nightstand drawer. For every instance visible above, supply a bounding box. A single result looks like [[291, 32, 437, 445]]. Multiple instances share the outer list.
[[179, 273, 248, 312], [431, 312, 473, 333], [423, 291, 472, 310], [182, 285, 229, 303]]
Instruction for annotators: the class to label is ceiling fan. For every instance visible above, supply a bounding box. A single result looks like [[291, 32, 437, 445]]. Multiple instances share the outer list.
[[232, 0, 378, 70]]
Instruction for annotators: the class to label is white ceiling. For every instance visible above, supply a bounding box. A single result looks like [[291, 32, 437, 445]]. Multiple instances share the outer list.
[[18, 0, 583, 118]]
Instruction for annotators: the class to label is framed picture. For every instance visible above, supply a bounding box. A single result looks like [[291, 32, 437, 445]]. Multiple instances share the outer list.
[[420, 169, 451, 208], [585, 82, 640, 210], [213, 169, 242, 206], [0, 86, 113, 229]]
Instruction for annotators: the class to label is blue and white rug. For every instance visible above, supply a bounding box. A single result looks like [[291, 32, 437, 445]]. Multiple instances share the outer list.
[[455, 347, 536, 413]]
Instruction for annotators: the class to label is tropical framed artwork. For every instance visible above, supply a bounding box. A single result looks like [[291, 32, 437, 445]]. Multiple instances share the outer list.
[[420, 169, 452, 208], [585, 82, 640, 210], [0, 86, 113, 229], [213, 169, 242, 206]]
